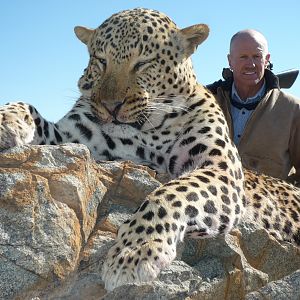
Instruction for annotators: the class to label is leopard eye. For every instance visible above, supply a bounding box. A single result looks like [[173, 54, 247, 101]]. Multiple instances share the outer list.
[[134, 58, 156, 72], [96, 58, 107, 70], [91, 55, 107, 71], [98, 58, 107, 66], [134, 61, 147, 71]]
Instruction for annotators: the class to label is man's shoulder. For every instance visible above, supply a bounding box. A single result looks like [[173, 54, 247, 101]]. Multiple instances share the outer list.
[[272, 89, 300, 110], [279, 90, 300, 104]]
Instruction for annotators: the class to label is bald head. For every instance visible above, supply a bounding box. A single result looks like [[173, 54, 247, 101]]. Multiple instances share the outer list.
[[230, 29, 269, 56], [227, 29, 271, 99]]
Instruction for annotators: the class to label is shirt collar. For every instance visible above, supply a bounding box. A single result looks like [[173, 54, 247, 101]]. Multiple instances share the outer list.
[[231, 80, 266, 104]]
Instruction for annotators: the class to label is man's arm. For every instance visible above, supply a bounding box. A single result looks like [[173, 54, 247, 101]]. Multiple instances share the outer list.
[[287, 100, 300, 187]]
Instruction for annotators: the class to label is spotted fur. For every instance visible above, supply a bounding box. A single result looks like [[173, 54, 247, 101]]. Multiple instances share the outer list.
[[0, 8, 299, 291]]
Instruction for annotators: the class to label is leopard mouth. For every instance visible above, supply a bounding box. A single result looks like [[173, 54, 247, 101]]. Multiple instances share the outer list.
[[112, 119, 145, 130], [90, 95, 149, 128]]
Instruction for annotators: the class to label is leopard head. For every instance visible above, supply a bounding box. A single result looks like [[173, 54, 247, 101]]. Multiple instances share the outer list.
[[75, 8, 209, 124]]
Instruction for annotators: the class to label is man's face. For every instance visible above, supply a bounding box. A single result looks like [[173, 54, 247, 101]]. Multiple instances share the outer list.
[[228, 35, 270, 88]]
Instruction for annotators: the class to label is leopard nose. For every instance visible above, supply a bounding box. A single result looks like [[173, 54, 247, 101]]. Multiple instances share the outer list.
[[103, 101, 123, 117]]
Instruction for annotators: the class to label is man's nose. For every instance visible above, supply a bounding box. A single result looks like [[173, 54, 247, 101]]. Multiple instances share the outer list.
[[245, 57, 256, 65]]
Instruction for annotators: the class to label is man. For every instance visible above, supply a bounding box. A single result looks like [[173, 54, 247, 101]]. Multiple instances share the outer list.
[[207, 29, 300, 184]]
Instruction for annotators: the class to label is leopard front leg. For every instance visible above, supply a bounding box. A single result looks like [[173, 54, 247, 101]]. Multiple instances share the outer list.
[[0, 102, 38, 150], [0, 102, 63, 150], [102, 196, 183, 291], [102, 169, 246, 291]]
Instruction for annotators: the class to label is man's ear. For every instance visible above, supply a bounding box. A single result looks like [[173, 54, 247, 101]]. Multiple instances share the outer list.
[[74, 26, 95, 45], [265, 53, 271, 67], [227, 54, 233, 69], [180, 24, 209, 57]]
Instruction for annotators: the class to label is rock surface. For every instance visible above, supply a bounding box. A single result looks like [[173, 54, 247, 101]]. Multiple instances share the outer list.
[[0, 144, 299, 300]]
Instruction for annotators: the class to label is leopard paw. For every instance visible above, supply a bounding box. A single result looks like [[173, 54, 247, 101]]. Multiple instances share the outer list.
[[0, 103, 36, 150], [102, 238, 177, 291]]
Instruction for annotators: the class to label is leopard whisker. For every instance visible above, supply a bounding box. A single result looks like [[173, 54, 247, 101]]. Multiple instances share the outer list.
[[140, 112, 159, 132], [148, 102, 189, 113]]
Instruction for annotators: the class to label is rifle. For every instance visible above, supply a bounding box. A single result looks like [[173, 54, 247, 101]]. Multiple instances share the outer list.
[[276, 69, 299, 89], [267, 62, 298, 89]]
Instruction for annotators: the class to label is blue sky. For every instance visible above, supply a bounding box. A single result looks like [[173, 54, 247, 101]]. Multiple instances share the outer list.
[[1, 0, 299, 122]]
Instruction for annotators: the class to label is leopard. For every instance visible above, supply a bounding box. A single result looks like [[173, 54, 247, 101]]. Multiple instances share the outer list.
[[0, 8, 299, 292]]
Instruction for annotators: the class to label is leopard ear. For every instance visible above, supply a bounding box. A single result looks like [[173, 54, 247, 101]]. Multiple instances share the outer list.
[[180, 24, 209, 57], [74, 26, 95, 45]]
